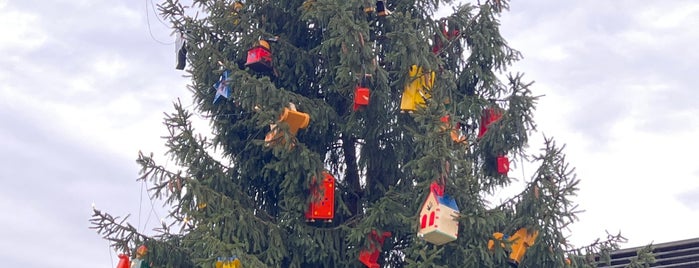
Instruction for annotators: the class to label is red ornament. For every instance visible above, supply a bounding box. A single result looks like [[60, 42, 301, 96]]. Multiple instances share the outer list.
[[116, 254, 130, 268], [353, 86, 370, 111], [432, 22, 459, 55], [478, 107, 503, 138], [305, 171, 335, 222], [497, 155, 509, 175], [359, 230, 392, 268], [245, 40, 272, 72]]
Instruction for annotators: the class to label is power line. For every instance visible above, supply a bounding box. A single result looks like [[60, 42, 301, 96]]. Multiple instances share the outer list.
[[145, 0, 174, 45]]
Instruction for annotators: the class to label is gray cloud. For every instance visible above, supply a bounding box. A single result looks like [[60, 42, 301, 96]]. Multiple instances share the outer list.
[[504, 0, 699, 148], [678, 183, 699, 211], [0, 103, 152, 267], [0, 1, 178, 267]]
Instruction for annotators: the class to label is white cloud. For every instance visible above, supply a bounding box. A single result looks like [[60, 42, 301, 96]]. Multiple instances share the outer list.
[[0, 9, 47, 51]]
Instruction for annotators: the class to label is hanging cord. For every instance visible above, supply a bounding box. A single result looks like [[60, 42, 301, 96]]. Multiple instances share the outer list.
[[149, 0, 170, 28], [107, 239, 114, 266], [145, 0, 175, 45], [138, 177, 145, 231]]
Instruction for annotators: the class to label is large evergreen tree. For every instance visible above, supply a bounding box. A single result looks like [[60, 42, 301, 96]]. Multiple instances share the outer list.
[[91, 0, 634, 267]]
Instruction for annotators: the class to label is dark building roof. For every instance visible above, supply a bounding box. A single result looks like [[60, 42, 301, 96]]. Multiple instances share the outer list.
[[598, 237, 699, 267]]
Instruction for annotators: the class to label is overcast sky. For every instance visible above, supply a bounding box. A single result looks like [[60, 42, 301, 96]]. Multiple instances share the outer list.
[[1, 0, 698, 267]]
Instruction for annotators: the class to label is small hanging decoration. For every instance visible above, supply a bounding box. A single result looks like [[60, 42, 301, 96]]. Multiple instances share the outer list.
[[417, 182, 459, 245], [233, 1, 244, 12], [175, 32, 188, 70], [440, 115, 467, 144], [432, 20, 460, 55], [478, 107, 503, 138], [358, 230, 392, 268], [363, 0, 375, 13], [245, 37, 279, 72], [130, 245, 150, 268], [400, 65, 435, 112], [213, 70, 232, 104], [231, 1, 244, 25], [305, 171, 335, 222], [116, 253, 130, 268], [496, 155, 509, 175], [488, 228, 539, 267], [302, 0, 315, 11], [265, 103, 311, 146], [215, 256, 242, 268], [353, 83, 370, 111], [376, 0, 390, 16]]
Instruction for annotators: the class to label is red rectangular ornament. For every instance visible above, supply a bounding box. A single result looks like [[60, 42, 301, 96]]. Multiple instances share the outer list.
[[305, 171, 335, 221]]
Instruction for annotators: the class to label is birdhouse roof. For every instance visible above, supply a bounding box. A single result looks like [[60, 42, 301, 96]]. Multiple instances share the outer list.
[[437, 194, 459, 211], [421, 182, 459, 212]]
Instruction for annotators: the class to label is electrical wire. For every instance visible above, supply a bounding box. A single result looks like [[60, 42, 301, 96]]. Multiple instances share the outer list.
[[107, 239, 115, 266], [138, 177, 145, 231], [145, 0, 174, 45]]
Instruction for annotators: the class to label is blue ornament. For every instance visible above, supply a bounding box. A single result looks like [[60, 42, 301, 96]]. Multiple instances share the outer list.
[[213, 70, 232, 104]]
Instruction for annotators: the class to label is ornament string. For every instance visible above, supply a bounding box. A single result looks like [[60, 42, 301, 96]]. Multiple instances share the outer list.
[[144, 0, 175, 45]]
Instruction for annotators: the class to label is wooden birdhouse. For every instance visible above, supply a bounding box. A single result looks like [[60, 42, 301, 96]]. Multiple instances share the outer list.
[[400, 65, 435, 112], [305, 171, 335, 222], [353, 85, 370, 111], [488, 228, 539, 266], [417, 182, 459, 245], [245, 40, 272, 72], [376, 0, 390, 16], [130, 245, 149, 268], [432, 21, 460, 55], [440, 115, 467, 144], [359, 230, 391, 268], [478, 107, 503, 138], [116, 254, 130, 268], [497, 155, 509, 175], [265, 104, 310, 146]]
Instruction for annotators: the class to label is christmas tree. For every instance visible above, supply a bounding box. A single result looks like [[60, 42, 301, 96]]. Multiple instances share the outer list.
[[91, 0, 641, 267]]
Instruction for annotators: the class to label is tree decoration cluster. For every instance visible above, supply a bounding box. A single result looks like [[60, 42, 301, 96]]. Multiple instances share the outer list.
[[90, 0, 637, 267]]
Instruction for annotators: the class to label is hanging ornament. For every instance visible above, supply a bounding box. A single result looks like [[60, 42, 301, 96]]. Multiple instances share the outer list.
[[265, 103, 311, 146], [175, 32, 188, 70], [432, 20, 460, 55], [213, 70, 232, 104], [130, 245, 150, 268], [116, 254, 130, 268], [496, 155, 509, 175], [244, 37, 279, 73], [478, 106, 503, 138], [363, 0, 375, 13], [358, 230, 392, 268], [400, 65, 435, 112], [231, 1, 244, 25], [376, 0, 390, 16], [417, 182, 459, 245], [440, 115, 467, 144], [488, 228, 539, 267], [305, 171, 335, 222], [216, 256, 242, 268], [233, 1, 244, 12], [353, 75, 371, 112], [353, 85, 370, 111], [302, 0, 315, 11]]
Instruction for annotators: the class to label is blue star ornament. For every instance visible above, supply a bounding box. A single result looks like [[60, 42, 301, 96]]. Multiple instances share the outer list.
[[213, 70, 232, 104]]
